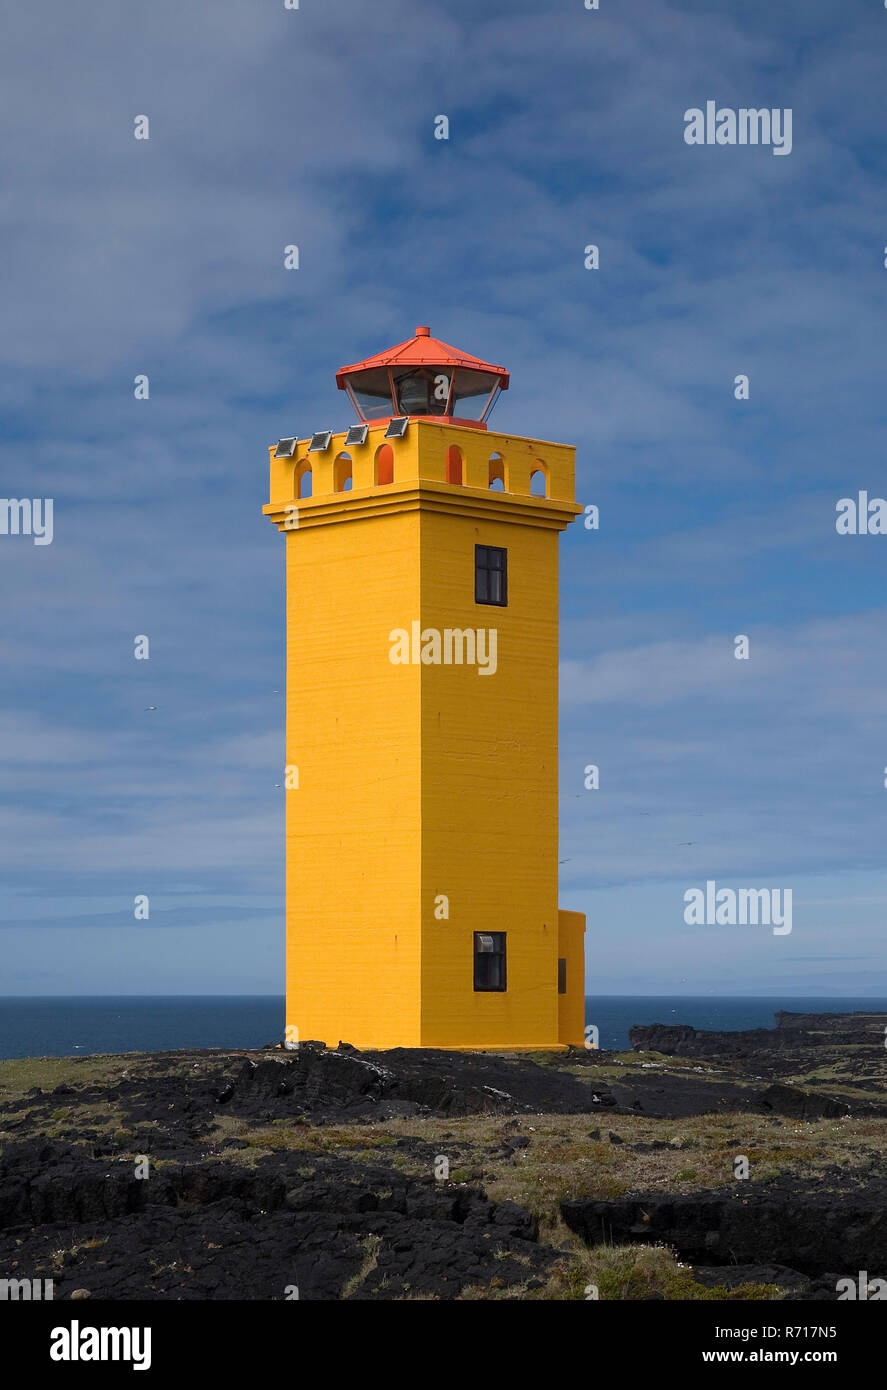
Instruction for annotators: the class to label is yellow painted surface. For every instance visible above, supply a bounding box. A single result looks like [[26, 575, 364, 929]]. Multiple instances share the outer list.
[[267, 418, 578, 511], [557, 910, 587, 1046], [281, 508, 423, 1048], [418, 508, 561, 1047], [264, 419, 585, 1050]]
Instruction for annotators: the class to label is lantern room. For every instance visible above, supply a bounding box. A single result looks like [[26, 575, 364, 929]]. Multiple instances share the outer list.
[[335, 325, 509, 429]]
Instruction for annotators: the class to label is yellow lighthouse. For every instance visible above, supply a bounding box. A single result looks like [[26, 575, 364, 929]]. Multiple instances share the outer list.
[[263, 327, 585, 1051]]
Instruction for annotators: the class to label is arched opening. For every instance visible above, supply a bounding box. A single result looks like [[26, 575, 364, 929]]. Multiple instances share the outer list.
[[446, 445, 463, 485], [489, 452, 506, 491], [375, 444, 394, 486], [334, 451, 353, 492], [530, 465, 548, 498], [295, 461, 313, 498]]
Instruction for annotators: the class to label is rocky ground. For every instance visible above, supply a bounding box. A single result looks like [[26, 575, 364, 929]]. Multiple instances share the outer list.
[[0, 1012, 884, 1300]]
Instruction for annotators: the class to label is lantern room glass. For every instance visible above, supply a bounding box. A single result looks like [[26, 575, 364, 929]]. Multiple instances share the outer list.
[[450, 369, 500, 420], [345, 368, 394, 420], [392, 368, 449, 417], [343, 364, 502, 423]]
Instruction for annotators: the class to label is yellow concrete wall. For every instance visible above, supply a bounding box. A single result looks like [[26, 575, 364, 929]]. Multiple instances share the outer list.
[[267, 420, 577, 509], [265, 420, 582, 1052], [283, 507, 423, 1048], [418, 508, 562, 1048], [557, 909, 586, 1046]]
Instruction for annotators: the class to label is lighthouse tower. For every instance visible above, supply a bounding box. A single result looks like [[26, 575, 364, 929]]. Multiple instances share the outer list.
[[263, 327, 586, 1050]]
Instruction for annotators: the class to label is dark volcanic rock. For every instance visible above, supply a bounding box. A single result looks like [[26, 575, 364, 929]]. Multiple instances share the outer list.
[[691, 1263, 813, 1294], [757, 1083, 851, 1121], [3, 1026, 884, 1301], [631, 1015, 887, 1058], [630, 1023, 797, 1056], [627, 1013, 887, 1117], [775, 1011, 886, 1033], [213, 1047, 600, 1125], [0, 1046, 600, 1148], [606, 1072, 758, 1119], [0, 1139, 552, 1300], [561, 1168, 887, 1279]]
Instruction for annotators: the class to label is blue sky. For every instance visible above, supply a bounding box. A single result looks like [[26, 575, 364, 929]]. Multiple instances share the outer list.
[[1, 0, 886, 997]]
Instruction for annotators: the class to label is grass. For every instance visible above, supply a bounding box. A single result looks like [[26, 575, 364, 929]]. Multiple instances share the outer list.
[[341, 1234, 383, 1299], [48, 1236, 108, 1270], [0, 1055, 128, 1095], [203, 1107, 886, 1209], [534, 1233, 783, 1302]]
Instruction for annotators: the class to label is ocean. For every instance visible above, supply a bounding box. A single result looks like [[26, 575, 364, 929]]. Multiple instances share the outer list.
[[1, 994, 886, 1060]]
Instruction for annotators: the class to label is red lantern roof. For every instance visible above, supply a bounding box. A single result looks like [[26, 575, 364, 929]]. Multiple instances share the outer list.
[[336, 327, 509, 391]]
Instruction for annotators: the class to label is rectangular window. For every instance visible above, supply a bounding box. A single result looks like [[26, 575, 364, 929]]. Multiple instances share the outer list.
[[474, 932, 507, 992], [475, 544, 507, 606], [557, 958, 567, 995]]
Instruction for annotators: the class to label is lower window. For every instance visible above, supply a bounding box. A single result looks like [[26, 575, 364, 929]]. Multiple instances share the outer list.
[[474, 932, 506, 991]]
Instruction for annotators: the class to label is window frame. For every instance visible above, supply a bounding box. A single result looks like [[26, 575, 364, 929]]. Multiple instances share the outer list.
[[473, 931, 507, 992], [475, 543, 508, 607]]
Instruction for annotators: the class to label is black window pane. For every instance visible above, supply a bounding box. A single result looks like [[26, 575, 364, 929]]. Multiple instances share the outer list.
[[474, 932, 506, 992], [475, 544, 507, 607]]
